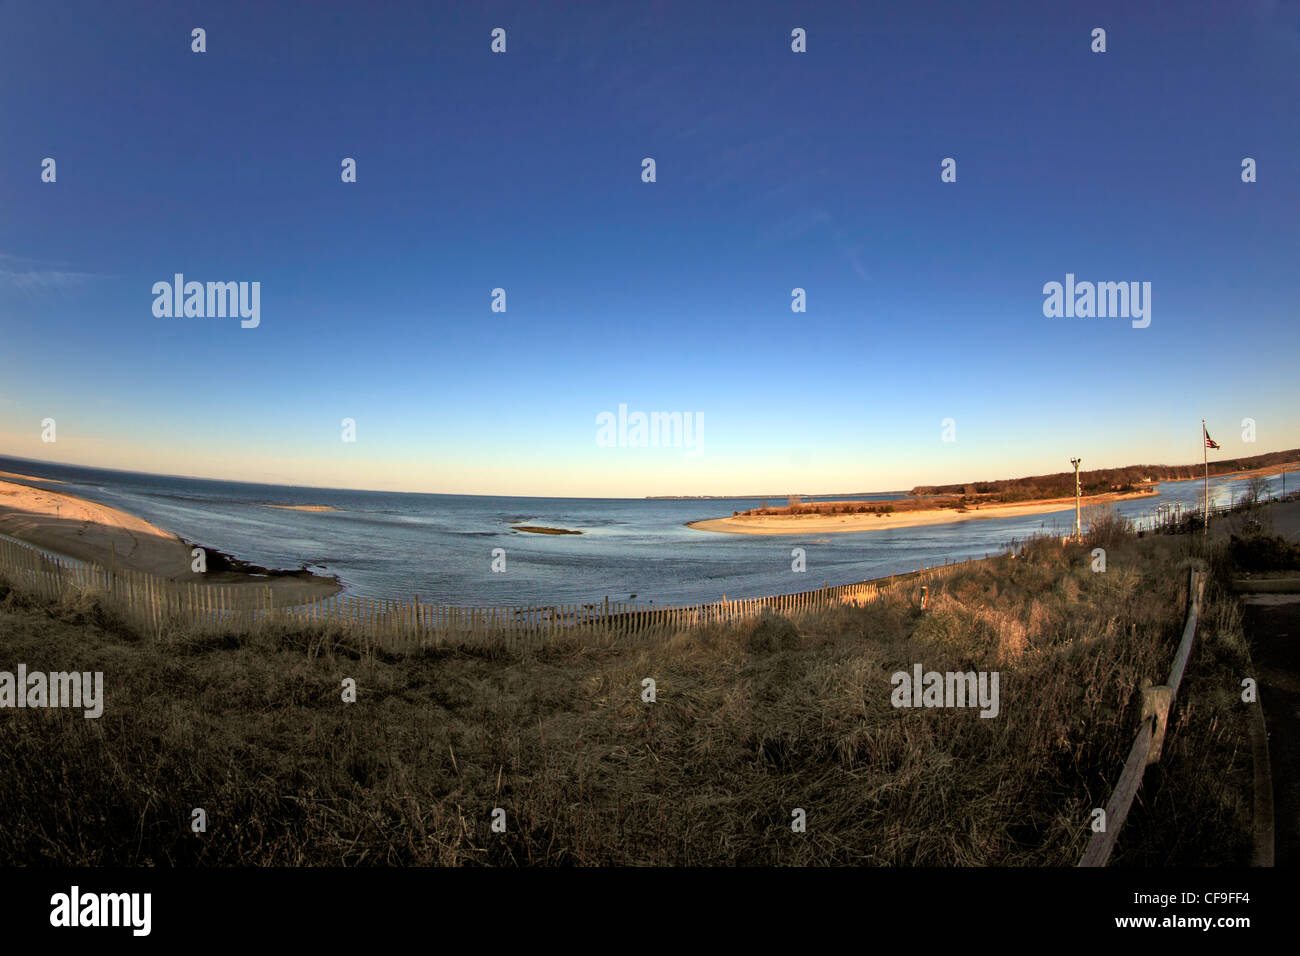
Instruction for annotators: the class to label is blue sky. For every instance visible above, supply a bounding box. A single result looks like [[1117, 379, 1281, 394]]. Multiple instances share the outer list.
[[2, 0, 1297, 496]]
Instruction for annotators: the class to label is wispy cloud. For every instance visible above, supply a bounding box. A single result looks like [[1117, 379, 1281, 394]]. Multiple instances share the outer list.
[[0, 254, 101, 294], [757, 204, 875, 284]]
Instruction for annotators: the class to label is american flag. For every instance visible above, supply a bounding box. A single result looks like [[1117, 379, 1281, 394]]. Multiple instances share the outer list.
[[1204, 425, 1221, 450]]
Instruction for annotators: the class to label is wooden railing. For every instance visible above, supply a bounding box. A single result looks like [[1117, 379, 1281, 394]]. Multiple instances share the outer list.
[[1078, 568, 1206, 866], [0, 535, 971, 651]]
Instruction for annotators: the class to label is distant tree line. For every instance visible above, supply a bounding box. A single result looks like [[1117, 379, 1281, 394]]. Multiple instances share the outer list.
[[910, 448, 1300, 503]]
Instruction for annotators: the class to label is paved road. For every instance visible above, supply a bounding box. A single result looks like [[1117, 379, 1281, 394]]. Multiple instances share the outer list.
[[1240, 498, 1300, 866], [1265, 500, 1300, 539]]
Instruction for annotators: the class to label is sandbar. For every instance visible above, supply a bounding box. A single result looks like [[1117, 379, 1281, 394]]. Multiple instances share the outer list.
[[688, 491, 1152, 536]]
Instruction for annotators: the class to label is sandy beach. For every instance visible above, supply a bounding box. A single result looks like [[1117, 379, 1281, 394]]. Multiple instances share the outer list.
[[688, 491, 1148, 536], [0, 478, 339, 606]]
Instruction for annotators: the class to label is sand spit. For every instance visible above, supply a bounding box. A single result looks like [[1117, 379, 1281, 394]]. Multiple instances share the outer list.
[[0, 471, 65, 484], [0, 479, 339, 606], [689, 491, 1153, 536]]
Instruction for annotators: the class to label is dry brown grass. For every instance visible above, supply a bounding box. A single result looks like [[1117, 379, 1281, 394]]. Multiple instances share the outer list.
[[0, 530, 1254, 866]]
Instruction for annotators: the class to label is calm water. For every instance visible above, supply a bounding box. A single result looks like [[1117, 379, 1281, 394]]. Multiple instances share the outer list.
[[0, 456, 1287, 606]]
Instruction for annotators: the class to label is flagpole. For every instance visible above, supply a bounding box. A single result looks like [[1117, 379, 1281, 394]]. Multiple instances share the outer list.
[[1202, 418, 1208, 538]]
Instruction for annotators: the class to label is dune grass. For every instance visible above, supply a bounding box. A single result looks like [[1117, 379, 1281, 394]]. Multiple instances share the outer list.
[[0, 524, 1254, 866]]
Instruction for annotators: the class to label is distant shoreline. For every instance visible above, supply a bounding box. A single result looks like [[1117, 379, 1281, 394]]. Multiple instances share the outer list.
[[2, 451, 1295, 503], [1210, 460, 1300, 482]]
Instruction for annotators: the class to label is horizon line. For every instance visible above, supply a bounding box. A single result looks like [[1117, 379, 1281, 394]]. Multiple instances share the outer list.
[[3, 445, 1297, 503]]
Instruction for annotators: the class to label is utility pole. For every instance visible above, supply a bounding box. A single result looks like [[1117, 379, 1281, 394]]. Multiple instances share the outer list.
[[1070, 457, 1082, 540]]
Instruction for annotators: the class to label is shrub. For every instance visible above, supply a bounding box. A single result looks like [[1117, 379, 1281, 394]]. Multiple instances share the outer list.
[[1240, 475, 1270, 509], [1083, 504, 1131, 550]]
